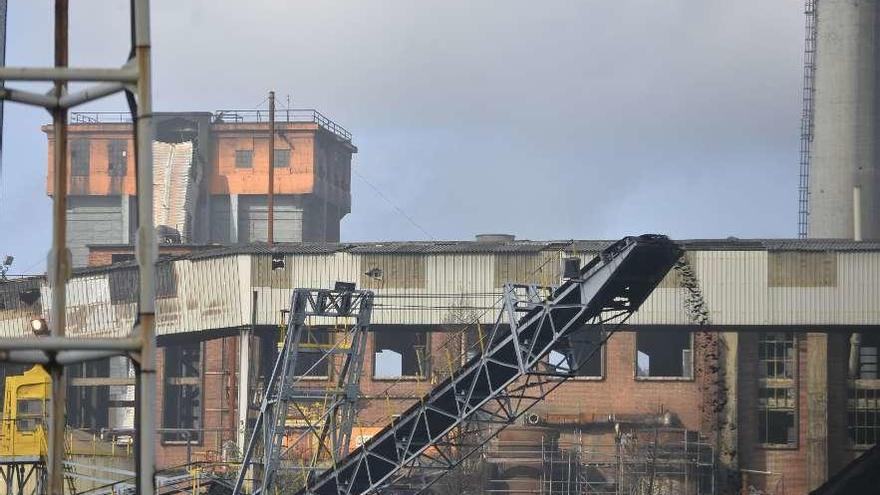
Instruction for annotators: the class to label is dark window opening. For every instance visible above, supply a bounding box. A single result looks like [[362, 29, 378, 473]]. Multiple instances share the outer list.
[[635, 331, 693, 378], [295, 327, 331, 378], [548, 326, 604, 378], [17, 399, 45, 432], [235, 150, 253, 168], [757, 332, 797, 447], [273, 149, 290, 168], [758, 409, 796, 446], [67, 358, 111, 431], [111, 253, 135, 264], [71, 139, 91, 176], [108, 139, 127, 176], [373, 330, 428, 379], [850, 332, 879, 380], [162, 341, 202, 443]]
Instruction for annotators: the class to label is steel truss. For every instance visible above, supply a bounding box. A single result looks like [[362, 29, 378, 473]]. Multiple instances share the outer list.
[[235, 287, 375, 495], [298, 235, 681, 495]]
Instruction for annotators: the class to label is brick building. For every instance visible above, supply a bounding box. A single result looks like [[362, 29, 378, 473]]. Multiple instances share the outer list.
[[1, 238, 877, 494]]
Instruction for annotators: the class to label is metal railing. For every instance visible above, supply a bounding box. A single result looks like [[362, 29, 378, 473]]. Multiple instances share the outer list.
[[212, 108, 352, 142], [69, 108, 354, 142]]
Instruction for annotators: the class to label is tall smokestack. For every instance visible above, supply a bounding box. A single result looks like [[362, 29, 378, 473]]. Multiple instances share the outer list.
[[807, 0, 880, 240]]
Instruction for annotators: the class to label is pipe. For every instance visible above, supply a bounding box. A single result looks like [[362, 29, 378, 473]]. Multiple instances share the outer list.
[[48, 1, 69, 492], [0, 336, 142, 351], [849, 333, 862, 379], [268, 90, 275, 247], [0, 66, 138, 82], [133, 1, 156, 494], [854, 185, 862, 241]]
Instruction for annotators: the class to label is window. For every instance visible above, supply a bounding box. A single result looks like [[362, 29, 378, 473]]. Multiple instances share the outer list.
[[16, 399, 45, 432], [848, 386, 880, 447], [162, 341, 202, 443], [71, 138, 90, 176], [67, 358, 111, 431], [111, 253, 135, 264], [548, 326, 604, 378], [757, 332, 797, 447], [235, 149, 253, 168], [273, 149, 290, 168], [373, 330, 428, 379], [108, 139, 127, 176], [848, 332, 880, 447], [294, 327, 331, 378], [635, 331, 693, 379]]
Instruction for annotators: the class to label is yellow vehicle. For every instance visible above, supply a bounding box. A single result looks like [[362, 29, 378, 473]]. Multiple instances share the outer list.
[[0, 365, 50, 458]]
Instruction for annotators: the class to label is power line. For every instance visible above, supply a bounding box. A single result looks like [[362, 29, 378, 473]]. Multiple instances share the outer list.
[[353, 169, 434, 240]]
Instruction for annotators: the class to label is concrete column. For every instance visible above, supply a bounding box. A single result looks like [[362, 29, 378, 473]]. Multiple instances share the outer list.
[[230, 193, 239, 244], [719, 331, 738, 473], [806, 332, 829, 490], [121, 194, 130, 244], [237, 327, 251, 452]]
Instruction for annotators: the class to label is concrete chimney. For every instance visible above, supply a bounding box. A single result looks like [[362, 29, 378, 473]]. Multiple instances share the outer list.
[[808, 0, 880, 239]]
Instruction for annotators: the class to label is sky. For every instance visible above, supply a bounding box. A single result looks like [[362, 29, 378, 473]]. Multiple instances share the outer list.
[[0, 0, 806, 275]]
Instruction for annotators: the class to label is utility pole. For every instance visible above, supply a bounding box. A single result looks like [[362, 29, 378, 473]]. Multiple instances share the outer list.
[[49, 1, 69, 493], [268, 90, 275, 247]]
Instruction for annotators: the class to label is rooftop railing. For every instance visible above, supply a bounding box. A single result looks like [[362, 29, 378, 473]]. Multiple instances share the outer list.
[[69, 108, 353, 142]]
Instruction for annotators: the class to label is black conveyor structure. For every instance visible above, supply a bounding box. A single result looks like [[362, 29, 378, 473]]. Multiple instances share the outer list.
[[296, 234, 682, 495]]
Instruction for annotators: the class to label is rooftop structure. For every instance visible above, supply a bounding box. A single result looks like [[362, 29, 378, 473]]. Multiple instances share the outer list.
[[43, 109, 357, 266]]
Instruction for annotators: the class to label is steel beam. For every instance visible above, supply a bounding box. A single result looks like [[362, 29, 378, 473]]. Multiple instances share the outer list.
[[234, 287, 375, 495]]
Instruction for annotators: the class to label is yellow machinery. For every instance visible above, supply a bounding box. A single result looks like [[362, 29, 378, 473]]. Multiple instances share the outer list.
[[0, 365, 50, 458], [0, 365, 50, 494]]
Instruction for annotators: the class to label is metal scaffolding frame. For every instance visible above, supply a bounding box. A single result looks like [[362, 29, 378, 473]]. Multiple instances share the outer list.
[[0, 1, 156, 494], [235, 287, 375, 495], [297, 235, 681, 495]]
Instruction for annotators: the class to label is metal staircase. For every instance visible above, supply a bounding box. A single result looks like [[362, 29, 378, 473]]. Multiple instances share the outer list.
[[297, 235, 681, 495], [234, 286, 375, 495]]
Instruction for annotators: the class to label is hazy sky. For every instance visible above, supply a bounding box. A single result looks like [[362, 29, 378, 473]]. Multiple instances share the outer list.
[[0, 1, 806, 274]]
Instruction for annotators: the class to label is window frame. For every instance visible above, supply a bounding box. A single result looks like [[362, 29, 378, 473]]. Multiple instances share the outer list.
[[273, 148, 291, 168], [107, 139, 128, 177], [235, 149, 254, 169], [756, 331, 799, 449], [633, 330, 695, 381], [161, 341, 204, 445], [70, 138, 91, 177], [372, 330, 430, 381]]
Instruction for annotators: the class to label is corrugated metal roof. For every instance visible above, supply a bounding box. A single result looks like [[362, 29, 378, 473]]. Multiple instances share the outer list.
[[76, 238, 880, 270]]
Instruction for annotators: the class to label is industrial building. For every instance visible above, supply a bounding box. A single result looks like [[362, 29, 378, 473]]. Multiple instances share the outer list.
[[0, 0, 878, 494], [43, 109, 356, 266], [1, 238, 879, 494]]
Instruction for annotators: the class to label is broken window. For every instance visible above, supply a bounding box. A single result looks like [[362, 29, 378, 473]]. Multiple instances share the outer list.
[[373, 329, 428, 379], [757, 332, 797, 446], [162, 341, 203, 443], [548, 326, 604, 378], [235, 149, 253, 168], [847, 332, 880, 447], [635, 330, 693, 378], [67, 358, 111, 431], [294, 327, 331, 378], [71, 138, 90, 176], [848, 387, 880, 447], [107, 139, 127, 176], [273, 148, 290, 168]]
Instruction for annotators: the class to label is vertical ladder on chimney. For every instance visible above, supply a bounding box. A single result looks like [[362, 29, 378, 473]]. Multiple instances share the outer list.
[[798, 0, 818, 238]]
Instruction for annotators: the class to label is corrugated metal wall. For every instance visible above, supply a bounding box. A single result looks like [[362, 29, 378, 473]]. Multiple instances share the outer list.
[[2, 248, 878, 338]]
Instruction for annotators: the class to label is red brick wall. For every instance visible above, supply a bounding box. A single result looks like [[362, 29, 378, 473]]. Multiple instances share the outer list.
[[155, 335, 239, 469]]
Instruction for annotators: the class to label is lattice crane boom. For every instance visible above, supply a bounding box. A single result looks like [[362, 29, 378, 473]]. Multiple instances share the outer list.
[[299, 234, 681, 495]]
